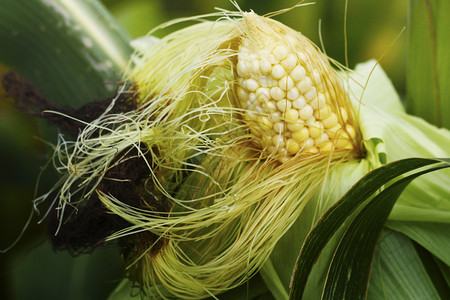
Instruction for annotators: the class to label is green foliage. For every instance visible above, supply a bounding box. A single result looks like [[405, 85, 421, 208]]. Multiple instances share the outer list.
[[0, 0, 132, 106], [289, 158, 450, 299], [407, 0, 450, 128]]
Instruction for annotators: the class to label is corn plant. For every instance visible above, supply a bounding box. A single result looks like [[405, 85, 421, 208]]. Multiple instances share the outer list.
[[0, 1, 449, 299]]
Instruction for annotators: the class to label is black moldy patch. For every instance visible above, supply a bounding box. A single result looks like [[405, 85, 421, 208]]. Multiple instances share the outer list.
[[48, 146, 169, 257], [2, 71, 169, 258], [1, 71, 138, 137]]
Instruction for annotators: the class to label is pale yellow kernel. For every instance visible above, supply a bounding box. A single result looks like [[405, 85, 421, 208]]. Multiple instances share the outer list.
[[272, 64, 286, 79], [343, 143, 353, 150], [267, 145, 276, 153], [286, 138, 301, 154], [273, 122, 285, 133], [334, 134, 352, 149], [276, 99, 291, 112], [304, 87, 317, 101], [314, 133, 329, 146], [305, 116, 316, 126], [302, 138, 315, 150], [257, 77, 267, 87], [287, 87, 300, 100], [246, 79, 259, 92], [281, 54, 298, 72], [299, 104, 314, 120], [258, 76, 269, 87], [270, 87, 285, 101], [237, 86, 248, 102], [287, 120, 305, 131], [327, 124, 342, 137], [292, 96, 306, 109], [249, 60, 261, 75], [273, 45, 289, 60], [298, 52, 308, 64], [248, 93, 257, 104], [269, 111, 281, 122], [307, 146, 319, 154], [285, 108, 299, 123], [312, 69, 322, 85], [323, 113, 338, 128], [340, 107, 349, 123], [314, 104, 331, 120], [292, 127, 309, 142], [290, 65, 306, 82], [237, 60, 250, 77], [266, 53, 277, 64], [320, 141, 334, 152], [308, 121, 324, 139], [259, 116, 273, 130], [279, 147, 288, 157], [279, 76, 295, 91], [248, 53, 258, 61], [310, 93, 327, 109], [260, 59, 272, 75], [297, 77, 313, 94], [346, 124, 356, 139], [272, 134, 285, 147], [279, 156, 290, 164], [245, 101, 254, 110], [262, 100, 277, 112], [255, 87, 270, 103]]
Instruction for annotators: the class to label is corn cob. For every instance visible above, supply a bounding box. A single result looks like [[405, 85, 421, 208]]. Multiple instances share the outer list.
[[235, 14, 357, 160]]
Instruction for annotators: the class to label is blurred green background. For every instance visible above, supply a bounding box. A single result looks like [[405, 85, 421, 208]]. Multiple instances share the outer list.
[[0, 1, 407, 299]]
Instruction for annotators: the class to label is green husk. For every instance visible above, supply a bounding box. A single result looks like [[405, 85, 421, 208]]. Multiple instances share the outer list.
[[262, 60, 450, 298]]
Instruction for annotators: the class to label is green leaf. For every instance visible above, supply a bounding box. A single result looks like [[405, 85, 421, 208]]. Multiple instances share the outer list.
[[406, 0, 450, 128], [348, 61, 450, 223], [412, 242, 450, 299], [0, 0, 133, 106], [288, 157, 449, 300], [367, 230, 440, 300], [435, 258, 450, 288], [322, 163, 448, 299], [387, 221, 450, 265]]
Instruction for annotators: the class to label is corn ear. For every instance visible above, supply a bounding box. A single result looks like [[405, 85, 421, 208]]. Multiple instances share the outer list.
[[45, 10, 361, 299], [44, 8, 450, 300]]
